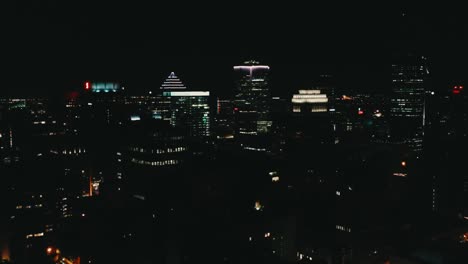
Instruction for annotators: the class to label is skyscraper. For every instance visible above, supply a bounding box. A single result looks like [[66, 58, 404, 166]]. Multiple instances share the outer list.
[[425, 84, 468, 215], [155, 72, 188, 122], [233, 61, 271, 135], [214, 98, 234, 139], [233, 61, 271, 151], [390, 54, 428, 155], [163, 91, 211, 138], [152, 72, 211, 138], [291, 90, 328, 113]]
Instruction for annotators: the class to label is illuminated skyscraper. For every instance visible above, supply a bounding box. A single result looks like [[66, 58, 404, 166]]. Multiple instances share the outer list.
[[233, 61, 271, 135], [154, 72, 188, 122], [233, 61, 271, 151], [390, 55, 428, 155], [289, 89, 333, 146], [291, 90, 328, 113], [163, 91, 211, 138], [152, 72, 211, 138]]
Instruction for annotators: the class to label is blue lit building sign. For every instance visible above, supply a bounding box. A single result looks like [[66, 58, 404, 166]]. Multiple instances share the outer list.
[[92, 82, 120, 93]]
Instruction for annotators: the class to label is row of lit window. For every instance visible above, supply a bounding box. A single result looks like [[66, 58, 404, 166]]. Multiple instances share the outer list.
[[130, 147, 186, 154], [26, 232, 44, 239], [336, 225, 352, 233], [33, 120, 58, 125], [298, 252, 313, 261], [131, 158, 180, 166], [16, 204, 43, 209], [244, 146, 266, 152]]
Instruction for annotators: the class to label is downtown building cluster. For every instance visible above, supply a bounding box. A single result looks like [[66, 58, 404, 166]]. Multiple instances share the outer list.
[[0, 56, 468, 264]]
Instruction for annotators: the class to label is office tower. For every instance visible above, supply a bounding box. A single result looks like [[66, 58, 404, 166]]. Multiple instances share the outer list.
[[215, 98, 234, 139], [233, 60, 271, 136], [291, 90, 328, 113], [233, 61, 271, 151], [163, 91, 210, 138], [390, 54, 428, 156], [154, 72, 188, 123], [121, 119, 188, 203], [290, 89, 332, 145], [270, 97, 288, 155], [82, 81, 128, 125], [425, 84, 468, 215]]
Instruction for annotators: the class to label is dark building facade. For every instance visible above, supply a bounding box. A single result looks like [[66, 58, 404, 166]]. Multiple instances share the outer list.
[[390, 55, 428, 156]]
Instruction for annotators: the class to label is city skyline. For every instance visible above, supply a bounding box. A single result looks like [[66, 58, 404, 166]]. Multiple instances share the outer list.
[[2, 3, 468, 264], [3, 3, 468, 97]]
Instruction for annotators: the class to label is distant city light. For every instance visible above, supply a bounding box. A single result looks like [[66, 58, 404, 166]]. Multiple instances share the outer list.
[[164, 91, 209, 97], [254, 201, 263, 211], [233, 65, 270, 71], [130, 115, 141, 121], [453, 85, 463, 94], [298, 90, 321, 95], [46, 247, 53, 254]]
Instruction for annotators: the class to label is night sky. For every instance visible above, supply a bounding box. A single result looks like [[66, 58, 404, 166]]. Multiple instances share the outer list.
[[3, 2, 468, 97]]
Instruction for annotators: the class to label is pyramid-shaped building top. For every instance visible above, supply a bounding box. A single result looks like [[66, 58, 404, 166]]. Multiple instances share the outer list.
[[160, 72, 187, 90]]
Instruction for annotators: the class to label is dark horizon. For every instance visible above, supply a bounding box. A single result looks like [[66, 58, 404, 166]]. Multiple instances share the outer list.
[[3, 3, 468, 97]]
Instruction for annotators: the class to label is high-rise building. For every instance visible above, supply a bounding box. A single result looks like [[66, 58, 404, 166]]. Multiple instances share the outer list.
[[390, 54, 428, 155], [233, 61, 272, 152], [155, 72, 188, 122], [291, 90, 328, 113], [289, 89, 333, 147], [233, 61, 271, 136], [215, 98, 234, 139], [152, 72, 210, 138], [163, 91, 210, 138], [425, 84, 468, 215]]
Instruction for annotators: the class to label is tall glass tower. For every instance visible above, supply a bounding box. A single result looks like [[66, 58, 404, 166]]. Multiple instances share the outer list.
[[163, 91, 211, 138], [233, 61, 271, 136], [390, 54, 428, 155]]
